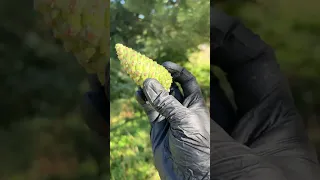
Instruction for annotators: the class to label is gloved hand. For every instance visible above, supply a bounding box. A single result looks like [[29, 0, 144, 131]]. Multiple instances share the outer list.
[[135, 61, 210, 180], [208, 7, 320, 180]]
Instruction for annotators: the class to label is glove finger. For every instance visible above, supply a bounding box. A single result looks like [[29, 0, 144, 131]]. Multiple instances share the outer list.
[[211, 71, 237, 134], [170, 82, 184, 103], [135, 89, 165, 123], [136, 82, 183, 148], [137, 83, 183, 103], [136, 88, 169, 151], [136, 82, 184, 120], [143, 78, 188, 121], [162, 61, 201, 98], [136, 88, 147, 104]]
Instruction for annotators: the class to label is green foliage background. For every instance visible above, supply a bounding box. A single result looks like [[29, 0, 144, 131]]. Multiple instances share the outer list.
[[0, 0, 319, 180]]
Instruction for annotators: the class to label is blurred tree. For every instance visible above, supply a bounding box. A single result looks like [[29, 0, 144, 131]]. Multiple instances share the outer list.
[[110, 0, 210, 101]]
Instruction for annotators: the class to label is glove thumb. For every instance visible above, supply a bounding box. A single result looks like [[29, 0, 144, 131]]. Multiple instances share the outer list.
[[143, 78, 188, 120]]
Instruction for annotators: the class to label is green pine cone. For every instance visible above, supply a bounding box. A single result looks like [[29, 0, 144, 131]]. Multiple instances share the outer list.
[[115, 44, 172, 91]]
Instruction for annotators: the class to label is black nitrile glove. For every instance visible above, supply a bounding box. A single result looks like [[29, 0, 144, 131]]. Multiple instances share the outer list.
[[136, 61, 210, 180], [209, 6, 320, 180]]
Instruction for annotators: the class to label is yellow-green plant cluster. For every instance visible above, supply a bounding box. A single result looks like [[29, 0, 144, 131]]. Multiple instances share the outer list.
[[115, 44, 172, 91]]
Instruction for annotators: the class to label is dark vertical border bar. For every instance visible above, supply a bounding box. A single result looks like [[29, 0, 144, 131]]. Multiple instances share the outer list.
[[210, 2, 320, 180], [81, 0, 110, 178], [210, 3, 238, 138]]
